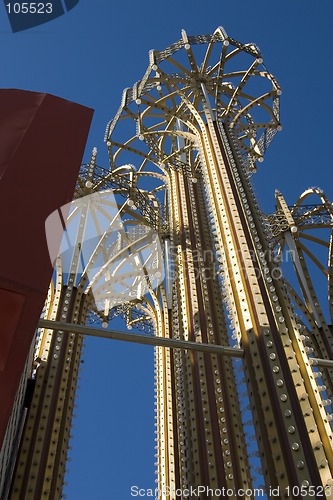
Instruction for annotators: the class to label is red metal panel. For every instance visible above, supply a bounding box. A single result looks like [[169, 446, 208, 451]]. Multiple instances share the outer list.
[[0, 89, 93, 445], [0, 289, 26, 371]]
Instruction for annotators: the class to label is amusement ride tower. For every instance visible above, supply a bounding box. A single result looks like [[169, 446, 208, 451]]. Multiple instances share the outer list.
[[7, 28, 333, 499]]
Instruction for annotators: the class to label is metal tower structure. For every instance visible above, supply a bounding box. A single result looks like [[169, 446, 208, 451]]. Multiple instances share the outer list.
[[102, 27, 333, 497], [7, 28, 333, 499]]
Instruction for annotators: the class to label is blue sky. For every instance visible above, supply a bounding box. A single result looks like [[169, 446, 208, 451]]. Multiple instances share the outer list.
[[1, 1, 333, 499]]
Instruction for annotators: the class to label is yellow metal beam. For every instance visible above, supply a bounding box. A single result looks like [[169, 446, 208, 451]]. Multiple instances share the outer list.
[[37, 319, 244, 358]]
